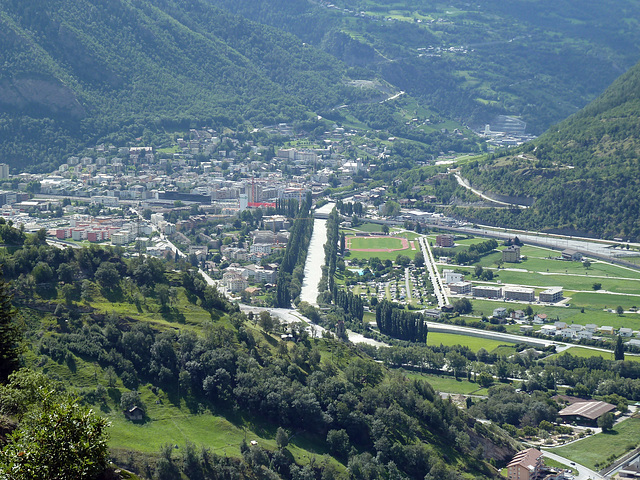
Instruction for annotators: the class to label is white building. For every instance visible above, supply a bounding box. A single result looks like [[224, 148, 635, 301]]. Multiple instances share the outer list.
[[539, 287, 563, 303], [223, 272, 248, 293], [443, 269, 464, 284]]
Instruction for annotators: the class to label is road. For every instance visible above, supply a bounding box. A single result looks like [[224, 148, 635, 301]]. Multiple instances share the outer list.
[[418, 236, 449, 307], [454, 173, 528, 209], [440, 222, 639, 260], [404, 267, 412, 303], [424, 321, 640, 360], [541, 450, 604, 480]]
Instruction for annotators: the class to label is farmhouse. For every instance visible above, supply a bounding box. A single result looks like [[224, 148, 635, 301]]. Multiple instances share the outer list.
[[562, 249, 582, 261], [124, 406, 144, 421]]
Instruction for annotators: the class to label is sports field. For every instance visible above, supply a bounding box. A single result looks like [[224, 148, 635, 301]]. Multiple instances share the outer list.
[[346, 236, 409, 252]]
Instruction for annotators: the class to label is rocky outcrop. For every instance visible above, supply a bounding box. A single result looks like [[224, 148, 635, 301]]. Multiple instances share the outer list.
[[0, 74, 86, 119]]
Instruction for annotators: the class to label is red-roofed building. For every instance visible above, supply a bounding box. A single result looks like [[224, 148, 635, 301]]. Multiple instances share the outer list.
[[507, 448, 543, 480]]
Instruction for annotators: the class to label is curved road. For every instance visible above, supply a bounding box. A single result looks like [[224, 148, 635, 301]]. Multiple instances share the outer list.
[[454, 173, 528, 209], [542, 450, 604, 480]]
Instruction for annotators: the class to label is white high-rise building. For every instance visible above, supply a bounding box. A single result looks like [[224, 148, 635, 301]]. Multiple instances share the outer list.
[[239, 194, 248, 212]]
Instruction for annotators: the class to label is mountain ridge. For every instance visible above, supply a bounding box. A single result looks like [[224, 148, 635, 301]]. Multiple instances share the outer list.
[[458, 59, 640, 241]]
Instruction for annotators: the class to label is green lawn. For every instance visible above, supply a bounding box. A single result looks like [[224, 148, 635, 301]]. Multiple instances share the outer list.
[[352, 223, 384, 233], [548, 417, 640, 470], [348, 236, 406, 250], [346, 249, 408, 262], [403, 372, 488, 395], [548, 347, 640, 362], [570, 292, 640, 310], [427, 332, 514, 351]]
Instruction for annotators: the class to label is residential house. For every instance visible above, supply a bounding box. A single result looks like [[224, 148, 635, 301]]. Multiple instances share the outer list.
[[540, 325, 557, 336], [443, 269, 464, 284], [533, 314, 548, 324], [504, 286, 535, 302], [493, 307, 508, 319], [577, 330, 593, 340], [436, 234, 454, 247], [511, 310, 526, 321], [507, 448, 543, 480], [472, 285, 502, 299], [620, 328, 633, 337], [600, 326, 615, 335], [558, 329, 575, 339], [223, 271, 248, 293]]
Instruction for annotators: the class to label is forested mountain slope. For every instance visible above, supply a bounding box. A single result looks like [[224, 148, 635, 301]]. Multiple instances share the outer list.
[[0, 0, 362, 171], [214, 0, 640, 134], [0, 224, 516, 478], [458, 59, 640, 241]]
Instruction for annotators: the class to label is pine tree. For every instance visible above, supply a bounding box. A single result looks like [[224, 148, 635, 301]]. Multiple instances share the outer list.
[[614, 335, 625, 361], [0, 269, 21, 382]]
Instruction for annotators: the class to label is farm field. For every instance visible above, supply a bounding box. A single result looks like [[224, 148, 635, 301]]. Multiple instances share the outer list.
[[548, 417, 640, 470]]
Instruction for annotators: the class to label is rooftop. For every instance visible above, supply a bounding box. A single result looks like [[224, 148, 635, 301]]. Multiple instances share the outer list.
[[507, 448, 542, 470], [558, 400, 615, 420]]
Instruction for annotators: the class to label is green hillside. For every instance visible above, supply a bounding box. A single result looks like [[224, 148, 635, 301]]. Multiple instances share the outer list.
[[0, 0, 366, 171], [3, 0, 640, 172], [214, 0, 640, 134], [457, 59, 640, 241], [0, 225, 515, 479]]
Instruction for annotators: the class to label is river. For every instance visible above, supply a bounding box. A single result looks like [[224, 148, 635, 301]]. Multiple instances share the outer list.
[[299, 203, 335, 305]]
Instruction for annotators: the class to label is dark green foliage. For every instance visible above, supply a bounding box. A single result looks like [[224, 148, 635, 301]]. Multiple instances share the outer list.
[[452, 298, 473, 315], [0, 277, 20, 383], [460, 59, 640, 241], [323, 208, 340, 294], [216, 0, 640, 134], [0, 0, 359, 171], [376, 301, 428, 343], [614, 335, 625, 361], [275, 201, 313, 307], [331, 288, 364, 324], [468, 384, 558, 427], [597, 411, 615, 432], [0, 370, 109, 479]]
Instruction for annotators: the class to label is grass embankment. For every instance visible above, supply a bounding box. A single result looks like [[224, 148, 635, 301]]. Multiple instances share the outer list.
[[548, 417, 640, 470], [404, 372, 490, 396]]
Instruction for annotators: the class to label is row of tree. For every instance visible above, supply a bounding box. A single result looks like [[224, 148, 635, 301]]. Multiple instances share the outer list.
[[376, 300, 429, 343], [275, 197, 313, 307]]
